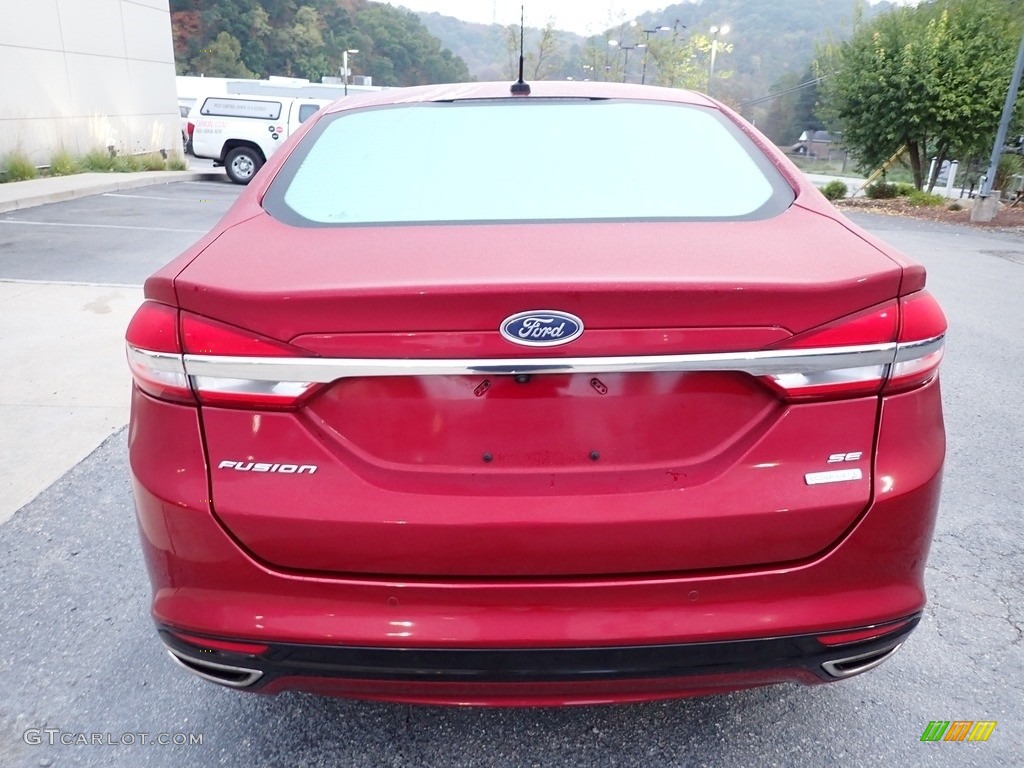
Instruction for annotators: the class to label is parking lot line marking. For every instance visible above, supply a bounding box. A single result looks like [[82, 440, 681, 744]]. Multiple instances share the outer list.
[[0, 277, 142, 288], [103, 193, 190, 202], [0, 220, 206, 234]]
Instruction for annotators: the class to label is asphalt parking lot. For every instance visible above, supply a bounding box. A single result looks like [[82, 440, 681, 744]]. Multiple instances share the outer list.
[[0, 183, 1021, 767]]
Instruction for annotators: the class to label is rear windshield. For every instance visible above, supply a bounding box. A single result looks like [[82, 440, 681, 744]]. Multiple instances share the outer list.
[[263, 99, 794, 226]]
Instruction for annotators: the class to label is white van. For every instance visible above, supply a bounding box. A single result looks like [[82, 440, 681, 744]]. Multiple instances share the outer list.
[[188, 95, 331, 184]]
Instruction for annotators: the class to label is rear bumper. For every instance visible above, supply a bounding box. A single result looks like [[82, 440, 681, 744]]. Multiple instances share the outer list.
[[158, 617, 917, 705], [129, 378, 944, 703]]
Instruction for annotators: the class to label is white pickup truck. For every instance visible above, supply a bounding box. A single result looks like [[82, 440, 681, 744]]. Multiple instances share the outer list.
[[188, 95, 331, 184]]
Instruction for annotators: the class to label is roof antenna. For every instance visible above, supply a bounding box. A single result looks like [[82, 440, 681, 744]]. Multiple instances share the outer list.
[[510, 6, 531, 95]]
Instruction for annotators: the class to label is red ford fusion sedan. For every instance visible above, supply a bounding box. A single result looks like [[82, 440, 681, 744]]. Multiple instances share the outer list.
[[126, 81, 945, 706]]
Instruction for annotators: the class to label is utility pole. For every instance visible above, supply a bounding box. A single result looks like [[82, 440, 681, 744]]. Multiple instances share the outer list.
[[973, 29, 1024, 221]]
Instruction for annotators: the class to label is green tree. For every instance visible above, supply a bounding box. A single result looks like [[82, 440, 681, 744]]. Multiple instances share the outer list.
[[646, 30, 730, 91], [171, 0, 470, 87], [530, 21, 564, 80], [286, 6, 331, 80], [817, 0, 1021, 189], [192, 31, 256, 78], [354, 4, 470, 85]]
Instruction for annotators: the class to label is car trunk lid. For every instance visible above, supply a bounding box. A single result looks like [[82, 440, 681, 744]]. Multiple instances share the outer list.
[[177, 209, 902, 577]]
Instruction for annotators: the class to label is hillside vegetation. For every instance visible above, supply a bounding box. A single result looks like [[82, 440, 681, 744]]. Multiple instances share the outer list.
[[170, 0, 905, 144], [418, 0, 900, 143], [170, 0, 469, 86]]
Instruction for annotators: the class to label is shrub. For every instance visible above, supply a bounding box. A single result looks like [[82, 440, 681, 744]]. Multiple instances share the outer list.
[[81, 148, 117, 172], [1, 151, 39, 181], [141, 152, 167, 171], [112, 154, 145, 173], [49, 149, 81, 176], [166, 154, 188, 171], [947, 202, 963, 211], [821, 180, 848, 201], [865, 181, 898, 199], [894, 182, 916, 197], [907, 190, 945, 207]]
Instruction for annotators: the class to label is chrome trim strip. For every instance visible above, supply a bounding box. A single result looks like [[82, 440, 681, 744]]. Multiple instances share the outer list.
[[893, 334, 944, 363], [182, 343, 902, 383], [126, 345, 186, 373]]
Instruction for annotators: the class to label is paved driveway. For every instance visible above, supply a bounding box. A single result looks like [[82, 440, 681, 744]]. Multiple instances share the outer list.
[[0, 193, 1020, 767]]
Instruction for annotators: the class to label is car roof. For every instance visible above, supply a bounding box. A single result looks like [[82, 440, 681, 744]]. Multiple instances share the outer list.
[[322, 81, 717, 115]]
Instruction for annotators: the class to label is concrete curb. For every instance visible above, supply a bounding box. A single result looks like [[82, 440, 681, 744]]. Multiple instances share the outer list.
[[0, 168, 226, 214]]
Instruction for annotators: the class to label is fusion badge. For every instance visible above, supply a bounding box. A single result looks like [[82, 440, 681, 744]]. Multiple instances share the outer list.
[[218, 460, 317, 475], [500, 310, 584, 347], [805, 469, 862, 486]]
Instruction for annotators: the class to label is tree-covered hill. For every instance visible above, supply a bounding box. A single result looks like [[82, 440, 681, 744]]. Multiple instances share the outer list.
[[414, 0, 901, 143], [169, 0, 470, 86]]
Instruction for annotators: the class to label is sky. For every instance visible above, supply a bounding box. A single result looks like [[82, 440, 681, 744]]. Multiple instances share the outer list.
[[393, 1, 919, 36]]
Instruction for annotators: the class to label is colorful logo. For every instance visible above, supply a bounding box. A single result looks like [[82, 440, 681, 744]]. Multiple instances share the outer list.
[[920, 721, 997, 742], [500, 310, 584, 347]]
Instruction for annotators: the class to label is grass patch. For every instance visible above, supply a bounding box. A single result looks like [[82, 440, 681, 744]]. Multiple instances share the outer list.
[[81, 149, 117, 172], [49, 149, 82, 176], [140, 152, 168, 171], [1, 151, 39, 181], [0, 147, 188, 183], [789, 155, 861, 177], [111, 154, 145, 173]]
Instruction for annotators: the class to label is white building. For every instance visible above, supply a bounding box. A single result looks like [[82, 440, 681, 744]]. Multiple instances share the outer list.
[[0, 0, 179, 166]]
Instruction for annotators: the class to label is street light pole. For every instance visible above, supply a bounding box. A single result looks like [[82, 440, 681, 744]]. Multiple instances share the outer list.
[[342, 49, 358, 95], [708, 25, 729, 98], [640, 25, 672, 85], [619, 44, 645, 82]]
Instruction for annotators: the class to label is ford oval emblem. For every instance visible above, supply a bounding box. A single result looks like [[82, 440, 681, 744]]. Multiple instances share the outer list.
[[499, 310, 584, 347]]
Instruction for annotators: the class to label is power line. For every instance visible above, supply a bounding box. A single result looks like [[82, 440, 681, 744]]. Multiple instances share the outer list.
[[739, 76, 827, 108]]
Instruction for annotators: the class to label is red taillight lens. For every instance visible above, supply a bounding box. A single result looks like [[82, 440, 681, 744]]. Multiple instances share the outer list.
[[126, 304, 321, 409], [884, 290, 946, 394], [181, 311, 322, 409], [762, 301, 896, 401], [186, 121, 194, 138], [762, 293, 945, 402], [784, 301, 899, 349], [125, 301, 194, 403]]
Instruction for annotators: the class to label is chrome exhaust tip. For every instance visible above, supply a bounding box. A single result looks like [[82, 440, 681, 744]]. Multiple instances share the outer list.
[[166, 648, 264, 689], [822, 642, 903, 679]]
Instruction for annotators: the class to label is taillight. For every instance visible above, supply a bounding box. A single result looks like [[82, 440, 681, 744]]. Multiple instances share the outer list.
[[884, 290, 946, 394], [186, 121, 194, 138], [125, 302, 320, 409], [763, 293, 945, 402], [125, 301, 193, 403], [181, 312, 321, 409], [762, 301, 896, 401]]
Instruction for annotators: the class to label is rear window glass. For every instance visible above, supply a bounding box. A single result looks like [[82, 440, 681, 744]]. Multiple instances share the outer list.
[[263, 100, 793, 226], [298, 103, 321, 123], [200, 98, 281, 120]]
